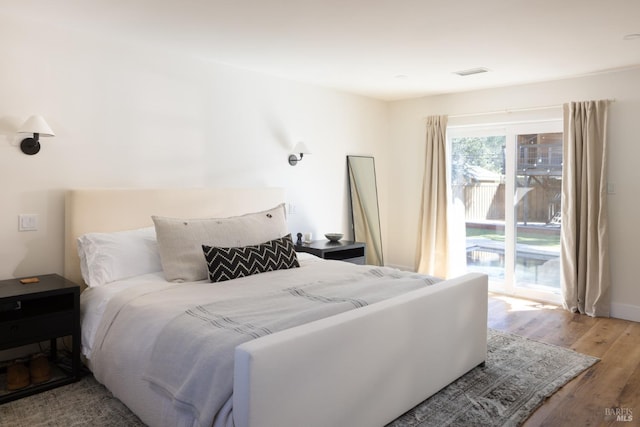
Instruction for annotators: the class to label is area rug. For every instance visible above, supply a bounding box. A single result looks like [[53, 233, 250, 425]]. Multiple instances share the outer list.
[[387, 329, 598, 426], [0, 329, 598, 427]]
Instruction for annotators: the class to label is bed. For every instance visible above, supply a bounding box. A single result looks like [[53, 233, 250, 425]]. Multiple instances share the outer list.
[[64, 188, 488, 427]]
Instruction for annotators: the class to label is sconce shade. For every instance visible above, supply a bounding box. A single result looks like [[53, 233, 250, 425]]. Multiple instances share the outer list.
[[18, 115, 55, 155], [19, 115, 55, 136], [288, 141, 311, 166], [292, 141, 311, 155]]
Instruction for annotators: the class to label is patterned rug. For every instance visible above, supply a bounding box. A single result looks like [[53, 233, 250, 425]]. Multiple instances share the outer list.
[[387, 329, 598, 426], [0, 329, 597, 427]]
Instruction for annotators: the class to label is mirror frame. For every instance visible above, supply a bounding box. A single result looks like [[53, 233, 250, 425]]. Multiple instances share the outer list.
[[347, 155, 384, 266]]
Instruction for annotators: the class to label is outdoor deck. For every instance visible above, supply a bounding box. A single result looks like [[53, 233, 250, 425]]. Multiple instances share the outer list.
[[517, 141, 562, 177]]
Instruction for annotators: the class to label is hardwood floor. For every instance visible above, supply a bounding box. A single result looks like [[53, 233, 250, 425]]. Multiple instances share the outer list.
[[487, 293, 640, 426]]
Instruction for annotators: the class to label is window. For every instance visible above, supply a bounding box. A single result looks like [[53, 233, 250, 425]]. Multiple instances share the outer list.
[[448, 121, 563, 303]]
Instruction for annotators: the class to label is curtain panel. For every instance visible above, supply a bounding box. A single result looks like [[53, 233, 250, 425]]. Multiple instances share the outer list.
[[561, 100, 611, 317], [416, 115, 449, 278]]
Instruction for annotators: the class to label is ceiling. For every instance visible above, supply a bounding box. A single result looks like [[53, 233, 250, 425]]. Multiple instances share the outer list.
[[3, 0, 640, 100]]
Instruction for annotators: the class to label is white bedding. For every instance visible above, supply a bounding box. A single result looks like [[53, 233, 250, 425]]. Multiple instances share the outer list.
[[82, 254, 441, 427], [80, 253, 320, 359], [80, 271, 170, 358]]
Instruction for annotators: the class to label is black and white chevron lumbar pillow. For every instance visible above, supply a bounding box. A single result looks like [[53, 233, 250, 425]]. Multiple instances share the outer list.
[[202, 234, 300, 282]]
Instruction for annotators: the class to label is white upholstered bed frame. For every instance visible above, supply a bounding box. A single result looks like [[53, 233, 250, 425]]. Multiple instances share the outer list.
[[64, 188, 488, 427]]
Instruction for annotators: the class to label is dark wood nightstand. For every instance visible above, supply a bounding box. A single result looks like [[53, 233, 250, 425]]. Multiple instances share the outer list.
[[296, 240, 366, 264], [0, 274, 81, 404]]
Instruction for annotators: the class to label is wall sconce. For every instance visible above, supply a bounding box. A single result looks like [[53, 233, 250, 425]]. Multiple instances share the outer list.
[[288, 141, 311, 166], [18, 115, 55, 155]]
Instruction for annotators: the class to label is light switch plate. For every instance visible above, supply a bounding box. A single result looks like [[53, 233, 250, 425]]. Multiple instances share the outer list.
[[18, 214, 38, 231]]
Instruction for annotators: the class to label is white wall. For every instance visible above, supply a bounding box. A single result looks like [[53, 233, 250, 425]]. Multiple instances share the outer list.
[[387, 67, 640, 321], [0, 13, 389, 280], [3, 11, 637, 323]]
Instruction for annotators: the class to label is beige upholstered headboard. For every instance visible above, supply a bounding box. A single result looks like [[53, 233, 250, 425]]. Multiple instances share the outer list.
[[64, 188, 285, 287]]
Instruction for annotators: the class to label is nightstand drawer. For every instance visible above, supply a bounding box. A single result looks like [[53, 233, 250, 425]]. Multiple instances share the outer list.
[[323, 246, 365, 261], [0, 311, 75, 349]]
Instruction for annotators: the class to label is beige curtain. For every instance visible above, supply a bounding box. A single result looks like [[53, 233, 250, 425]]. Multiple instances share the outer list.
[[561, 100, 611, 317], [416, 115, 449, 278]]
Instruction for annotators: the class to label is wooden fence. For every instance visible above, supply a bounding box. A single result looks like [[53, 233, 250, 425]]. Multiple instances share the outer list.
[[452, 183, 561, 223]]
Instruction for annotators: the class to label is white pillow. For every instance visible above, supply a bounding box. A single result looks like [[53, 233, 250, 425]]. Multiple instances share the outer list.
[[77, 227, 162, 287], [152, 203, 288, 282]]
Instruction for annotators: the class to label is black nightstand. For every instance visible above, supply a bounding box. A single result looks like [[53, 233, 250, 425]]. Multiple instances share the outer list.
[[296, 240, 366, 264], [0, 274, 81, 404]]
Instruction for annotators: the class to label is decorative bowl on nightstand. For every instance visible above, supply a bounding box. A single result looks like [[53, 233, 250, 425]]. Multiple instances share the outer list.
[[325, 233, 343, 242]]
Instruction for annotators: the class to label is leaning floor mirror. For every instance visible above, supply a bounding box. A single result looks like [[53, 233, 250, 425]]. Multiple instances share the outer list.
[[347, 155, 384, 266]]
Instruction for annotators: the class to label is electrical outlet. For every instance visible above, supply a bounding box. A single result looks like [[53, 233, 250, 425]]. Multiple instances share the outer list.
[[18, 214, 38, 231]]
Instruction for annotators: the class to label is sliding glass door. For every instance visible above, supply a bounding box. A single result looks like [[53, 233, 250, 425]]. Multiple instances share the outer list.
[[448, 121, 563, 303]]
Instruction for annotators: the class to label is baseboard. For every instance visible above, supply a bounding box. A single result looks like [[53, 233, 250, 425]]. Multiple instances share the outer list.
[[611, 302, 640, 323], [0, 342, 43, 362]]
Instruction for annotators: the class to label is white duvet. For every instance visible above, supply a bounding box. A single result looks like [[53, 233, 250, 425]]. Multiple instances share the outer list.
[[81, 254, 439, 427]]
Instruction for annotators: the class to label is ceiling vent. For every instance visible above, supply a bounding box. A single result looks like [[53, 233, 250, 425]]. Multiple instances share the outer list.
[[454, 67, 489, 77]]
